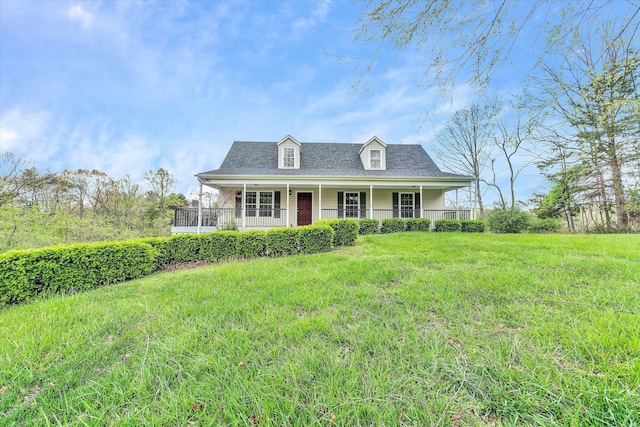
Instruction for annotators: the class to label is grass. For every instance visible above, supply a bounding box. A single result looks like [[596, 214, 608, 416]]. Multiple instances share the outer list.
[[0, 233, 639, 426]]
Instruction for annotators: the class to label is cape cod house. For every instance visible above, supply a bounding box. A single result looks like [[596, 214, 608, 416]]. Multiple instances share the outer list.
[[173, 135, 475, 233]]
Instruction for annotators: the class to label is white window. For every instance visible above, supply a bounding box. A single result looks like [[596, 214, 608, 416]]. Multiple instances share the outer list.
[[345, 192, 360, 218], [370, 149, 381, 169], [400, 193, 414, 218], [245, 191, 273, 217], [283, 148, 295, 168], [259, 192, 273, 217]]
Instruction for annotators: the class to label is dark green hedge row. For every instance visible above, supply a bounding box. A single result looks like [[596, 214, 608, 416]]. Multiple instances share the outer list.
[[1, 224, 338, 308], [433, 219, 487, 232], [405, 218, 432, 232], [358, 218, 380, 235], [461, 220, 487, 233], [0, 241, 157, 307], [434, 219, 462, 232], [316, 219, 359, 246], [380, 218, 432, 233], [143, 225, 336, 267]]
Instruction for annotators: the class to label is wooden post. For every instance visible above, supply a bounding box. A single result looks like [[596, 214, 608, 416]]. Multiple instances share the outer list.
[[197, 182, 202, 234]]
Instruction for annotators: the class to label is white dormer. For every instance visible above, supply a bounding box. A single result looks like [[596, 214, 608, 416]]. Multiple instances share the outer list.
[[277, 135, 301, 169], [359, 136, 387, 170]]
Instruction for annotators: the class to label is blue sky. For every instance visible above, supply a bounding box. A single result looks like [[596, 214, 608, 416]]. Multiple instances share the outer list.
[[0, 0, 629, 202]]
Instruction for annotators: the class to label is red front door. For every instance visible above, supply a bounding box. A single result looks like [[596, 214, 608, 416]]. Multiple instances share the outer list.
[[297, 192, 313, 226]]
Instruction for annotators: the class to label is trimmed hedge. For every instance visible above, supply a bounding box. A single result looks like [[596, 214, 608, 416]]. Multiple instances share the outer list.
[[0, 241, 157, 307], [0, 224, 336, 308], [461, 220, 487, 233], [358, 218, 379, 235], [405, 218, 431, 232], [316, 219, 359, 246], [200, 231, 239, 262], [139, 236, 174, 270], [299, 225, 334, 254], [434, 219, 462, 232], [266, 228, 301, 257], [236, 230, 267, 259], [381, 218, 405, 234]]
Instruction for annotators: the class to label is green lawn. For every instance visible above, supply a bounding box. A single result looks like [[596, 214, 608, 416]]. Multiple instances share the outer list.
[[1, 233, 639, 426]]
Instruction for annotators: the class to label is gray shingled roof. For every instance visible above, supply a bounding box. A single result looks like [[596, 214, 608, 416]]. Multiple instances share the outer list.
[[198, 141, 469, 178]]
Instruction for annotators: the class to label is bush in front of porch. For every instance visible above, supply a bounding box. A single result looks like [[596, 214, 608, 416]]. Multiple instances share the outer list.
[[434, 219, 462, 232], [358, 219, 380, 235], [316, 219, 359, 246], [405, 218, 431, 232], [381, 218, 405, 233]]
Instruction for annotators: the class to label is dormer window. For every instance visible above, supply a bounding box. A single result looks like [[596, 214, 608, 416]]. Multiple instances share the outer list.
[[283, 148, 295, 168], [359, 136, 387, 170], [370, 149, 381, 169], [278, 135, 301, 169]]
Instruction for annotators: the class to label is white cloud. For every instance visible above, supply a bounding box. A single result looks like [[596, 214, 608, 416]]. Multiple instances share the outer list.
[[0, 108, 51, 157], [293, 0, 331, 32], [67, 4, 93, 28], [0, 128, 19, 148]]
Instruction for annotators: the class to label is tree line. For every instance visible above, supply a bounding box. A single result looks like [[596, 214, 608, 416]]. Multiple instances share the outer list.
[[356, 1, 640, 232], [0, 154, 188, 252]]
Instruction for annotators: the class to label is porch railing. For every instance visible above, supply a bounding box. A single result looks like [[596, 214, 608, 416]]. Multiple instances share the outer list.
[[174, 207, 472, 230], [173, 207, 288, 228], [321, 209, 472, 223]]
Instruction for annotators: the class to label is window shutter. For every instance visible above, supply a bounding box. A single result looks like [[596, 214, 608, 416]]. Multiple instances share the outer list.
[[337, 192, 344, 218], [392, 192, 399, 218], [274, 191, 281, 218], [360, 192, 366, 219], [235, 191, 242, 218], [415, 192, 421, 218]]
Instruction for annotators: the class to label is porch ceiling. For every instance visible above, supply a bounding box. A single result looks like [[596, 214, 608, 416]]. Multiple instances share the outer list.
[[198, 175, 473, 191]]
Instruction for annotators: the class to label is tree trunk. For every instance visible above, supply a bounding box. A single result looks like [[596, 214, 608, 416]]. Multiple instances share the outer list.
[[607, 136, 628, 230]]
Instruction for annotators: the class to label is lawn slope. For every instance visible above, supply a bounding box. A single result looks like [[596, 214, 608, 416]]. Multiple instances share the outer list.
[[1, 233, 639, 426]]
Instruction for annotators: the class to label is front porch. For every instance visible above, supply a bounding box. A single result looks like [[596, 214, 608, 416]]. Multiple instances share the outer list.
[[172, 206, 473, 233]]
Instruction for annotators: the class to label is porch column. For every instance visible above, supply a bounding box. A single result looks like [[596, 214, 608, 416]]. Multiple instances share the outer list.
[[369, 185, 373, 219], [242, 183, 246, 229], [456, 188, 459, 220], [197, 182, 202, 234], [318, 184, 322, 220], [286, 184, 290, 227], [419, 185, 423, 218], [471, 183, 476, 220]]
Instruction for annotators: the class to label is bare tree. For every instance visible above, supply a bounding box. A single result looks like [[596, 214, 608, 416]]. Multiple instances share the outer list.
[[434, 103, 498, 215], [352, 1, 639, 104], [0, 152, 30, 206], [487, 108, 537, 210]]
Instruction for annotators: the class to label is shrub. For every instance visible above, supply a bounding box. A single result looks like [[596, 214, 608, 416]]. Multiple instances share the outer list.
[[299, 225, 334, 254], [266, 228, 301, 257], [170, 234, 203, 263], [434, 219, 462, 232], [200, 231, 239, 261], [381, 218, 406, 233], [236, 230, 267, 259], [528, 217, 562, 233], [139, 236, 173, 270], [461, 220, 487, 233], [316, 219, 359, 246], [487, 208, 533, 233], [0, 241, 157, 307], [358, 218, 380, 235], [405, 218, 431, 232]]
